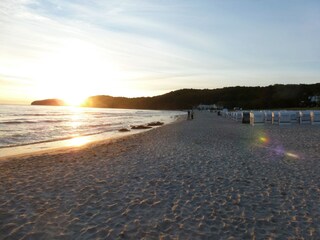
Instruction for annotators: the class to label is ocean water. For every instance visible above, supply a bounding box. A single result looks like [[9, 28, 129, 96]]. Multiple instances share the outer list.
[[0, 105, 185, 157]]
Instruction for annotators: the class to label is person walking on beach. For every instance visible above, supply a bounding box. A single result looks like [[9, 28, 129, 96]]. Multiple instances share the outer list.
[[187, 110, 191, 120], [191, 110, 194, 120]]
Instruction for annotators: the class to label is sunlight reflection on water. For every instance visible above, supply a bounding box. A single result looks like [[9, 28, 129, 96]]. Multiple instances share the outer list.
[[67, 137, 91, 147]]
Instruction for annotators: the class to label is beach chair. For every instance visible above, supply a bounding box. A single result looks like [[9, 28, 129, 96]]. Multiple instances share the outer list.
[[242, 112, 250, 124], [287, 111, 299, 124], [279, 111, 291, 125], [250, 111, 264, 125], [272, 111, 279, 125], [299, 111, 311, 124], [231, 112, 236, 121], [236, 111, 243, 122], [222, 109, 228, 118], [264, 111, 272, 124], [311, 111, 320, 125]]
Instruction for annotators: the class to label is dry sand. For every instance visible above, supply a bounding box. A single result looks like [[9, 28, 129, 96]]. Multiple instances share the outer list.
[[1, 111, 320, 239]]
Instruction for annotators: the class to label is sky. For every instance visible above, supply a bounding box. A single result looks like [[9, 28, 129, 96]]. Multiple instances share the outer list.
[[0, 0, 320, 104]]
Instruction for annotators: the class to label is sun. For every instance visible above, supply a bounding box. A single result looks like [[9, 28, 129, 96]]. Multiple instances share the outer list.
[[64, 95, 87, 106], [31, 39, 130, 104]]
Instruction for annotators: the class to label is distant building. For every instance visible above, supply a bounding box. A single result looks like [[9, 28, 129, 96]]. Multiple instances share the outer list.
[[197, 104, 217, 110], [308, 96, 320, 106], [309, 96, 320, 103]]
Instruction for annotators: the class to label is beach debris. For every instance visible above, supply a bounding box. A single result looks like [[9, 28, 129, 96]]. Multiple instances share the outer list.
[[118, 128, 130, 132], [131, 125, 152, 130], [147, 121, 164, 126]]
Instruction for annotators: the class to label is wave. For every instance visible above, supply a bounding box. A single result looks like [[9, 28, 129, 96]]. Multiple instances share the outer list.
[[20, 113, 50, 116], [0, 120, 65, 124], [87, 123, 118, 128], [12, 113, 70, 117], [0, 106, 182, 151], [0, 130, 110, 149]]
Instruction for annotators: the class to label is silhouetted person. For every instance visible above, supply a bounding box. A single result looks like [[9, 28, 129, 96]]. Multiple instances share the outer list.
[[187, 110, 191, 120], [191, 110, 194, 120]]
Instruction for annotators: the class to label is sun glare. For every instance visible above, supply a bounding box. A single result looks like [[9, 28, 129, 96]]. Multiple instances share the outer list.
[[32, 39, 127, 102], [64, 95, 87, 106], [68, 137, 90, 147]]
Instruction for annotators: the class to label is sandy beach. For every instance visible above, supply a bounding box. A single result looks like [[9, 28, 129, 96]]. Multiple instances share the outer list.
[[1, 111, 320, 239]]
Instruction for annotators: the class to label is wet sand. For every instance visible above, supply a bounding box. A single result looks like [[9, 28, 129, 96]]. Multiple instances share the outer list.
[[1, 111, 320, 239]]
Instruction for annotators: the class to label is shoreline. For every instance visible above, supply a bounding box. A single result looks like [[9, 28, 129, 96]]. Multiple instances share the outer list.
[[1, 111, 320, 239], [0, 114, 186, 162]]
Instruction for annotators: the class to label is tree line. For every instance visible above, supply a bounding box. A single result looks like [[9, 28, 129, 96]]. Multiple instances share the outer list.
[[81, 83, 320, 110]]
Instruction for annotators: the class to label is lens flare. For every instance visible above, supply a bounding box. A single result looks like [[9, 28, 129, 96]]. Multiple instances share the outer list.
[[259, 136, 269, 144], [255, 134, 301, 160], [285, 152, 299, 159]]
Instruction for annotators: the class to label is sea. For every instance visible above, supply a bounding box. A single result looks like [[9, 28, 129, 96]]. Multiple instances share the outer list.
[[0, 105, 185, 157]]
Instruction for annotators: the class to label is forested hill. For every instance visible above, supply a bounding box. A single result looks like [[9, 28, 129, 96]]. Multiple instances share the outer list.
[[82, 83, 320, 110], [31, 99, 66, 106]]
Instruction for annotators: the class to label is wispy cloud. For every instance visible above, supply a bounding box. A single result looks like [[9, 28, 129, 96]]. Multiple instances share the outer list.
[[0, 0, 320, 103]]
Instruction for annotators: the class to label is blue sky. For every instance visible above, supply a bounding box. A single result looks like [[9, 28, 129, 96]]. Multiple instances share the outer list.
[[0, 0, 319, 104]]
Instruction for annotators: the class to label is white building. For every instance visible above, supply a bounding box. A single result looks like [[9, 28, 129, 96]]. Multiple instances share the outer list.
[[197, 104, 217, 110]]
